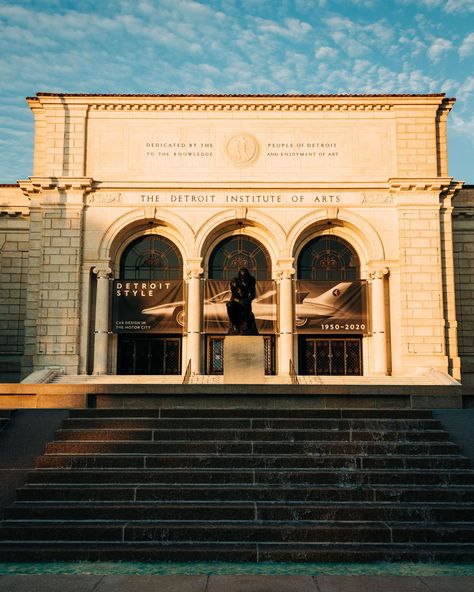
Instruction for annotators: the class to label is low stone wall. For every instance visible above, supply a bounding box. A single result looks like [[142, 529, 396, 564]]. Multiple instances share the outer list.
[[0, 383, 463, 409]]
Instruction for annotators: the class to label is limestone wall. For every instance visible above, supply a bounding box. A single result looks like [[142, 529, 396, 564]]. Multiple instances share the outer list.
[[0, 186, 30, 381], [454, 186, 474, 385], [20, 187, 85, 378], [28, 93, 452, 183], [4, 93, 463, 380]]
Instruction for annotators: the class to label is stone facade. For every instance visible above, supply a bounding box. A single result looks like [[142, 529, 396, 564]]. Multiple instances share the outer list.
[[453, 187, 474, 385], [0, 93, 471, 383], [0, 186, 29, 381]]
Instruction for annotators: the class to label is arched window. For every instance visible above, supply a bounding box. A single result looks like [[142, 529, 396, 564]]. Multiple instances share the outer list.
[[120, 235, 182, 280], [297, 235, 359, 281], [208, 236, 271, 280]]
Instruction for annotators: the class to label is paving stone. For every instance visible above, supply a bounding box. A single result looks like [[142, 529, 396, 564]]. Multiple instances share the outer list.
[[95, 575, 207, 592], [315, 575, 430, 592], [207, 575, 317, 592], [420, 576, 474, 592], [0, 575, 103, 592]]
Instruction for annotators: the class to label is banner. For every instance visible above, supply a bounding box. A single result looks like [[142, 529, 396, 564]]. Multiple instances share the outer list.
[[112, 280, 184, 333], [295, 280, 368, 334], [205, 280, 276, 334]]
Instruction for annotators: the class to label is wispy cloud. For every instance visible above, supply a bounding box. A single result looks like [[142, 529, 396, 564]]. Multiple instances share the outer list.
[[315, 45, 338, 59], [401, 0, 474, 13], [460, 32, 474, 58], [253, 16, 312, 40], [428, 38, 453, 62], [451, 113, 474, 145]]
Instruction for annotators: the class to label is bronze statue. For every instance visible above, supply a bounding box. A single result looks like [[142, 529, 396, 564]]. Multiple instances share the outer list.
[[226, 268, 259, 335]]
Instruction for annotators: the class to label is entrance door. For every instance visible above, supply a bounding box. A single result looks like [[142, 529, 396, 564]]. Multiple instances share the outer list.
[[300, 336, 362, 376], [118, 336, 181, 375]]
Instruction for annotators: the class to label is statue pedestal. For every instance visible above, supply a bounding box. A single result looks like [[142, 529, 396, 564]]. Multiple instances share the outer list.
[[224, 336, 265, 384]]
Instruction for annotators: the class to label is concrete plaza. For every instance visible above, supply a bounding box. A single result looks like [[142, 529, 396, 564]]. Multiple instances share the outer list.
[[0, 574, 474, 591]]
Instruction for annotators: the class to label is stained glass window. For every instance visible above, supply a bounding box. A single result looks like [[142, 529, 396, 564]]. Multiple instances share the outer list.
[[297, 236, 359, 281], [208, 236, 271, 280], [120, 235, 182, 280]]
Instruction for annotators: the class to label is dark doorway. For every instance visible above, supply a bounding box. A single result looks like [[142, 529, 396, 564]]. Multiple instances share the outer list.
[[117, 336, 181, 375], [299, 336, 362, 376]]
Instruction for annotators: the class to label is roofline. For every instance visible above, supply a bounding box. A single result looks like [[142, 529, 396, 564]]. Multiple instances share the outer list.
[[28, 92, 450, 100]]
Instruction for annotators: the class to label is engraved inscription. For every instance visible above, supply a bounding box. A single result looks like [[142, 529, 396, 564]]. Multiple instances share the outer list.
[[145, 141, 214, 158], [85, 191, 389, 207]]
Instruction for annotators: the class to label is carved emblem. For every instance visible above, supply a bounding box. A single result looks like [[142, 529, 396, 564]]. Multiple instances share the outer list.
[[361, 193, 393, 205], [87, 192, 123, 205], [226, 133, 258, 165]]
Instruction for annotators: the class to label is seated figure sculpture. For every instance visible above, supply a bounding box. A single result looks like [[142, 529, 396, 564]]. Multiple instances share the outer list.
[[226, 268, 259, 335]]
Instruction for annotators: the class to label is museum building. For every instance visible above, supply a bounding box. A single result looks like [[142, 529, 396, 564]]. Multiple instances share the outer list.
[[1, 92, 473, 384]]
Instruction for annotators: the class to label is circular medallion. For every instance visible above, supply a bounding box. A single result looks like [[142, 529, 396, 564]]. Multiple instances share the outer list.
[[226, 133, 258, 165]]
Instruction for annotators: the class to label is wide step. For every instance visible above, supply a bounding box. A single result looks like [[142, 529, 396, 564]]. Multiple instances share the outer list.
[[5, 502, 474, 522]]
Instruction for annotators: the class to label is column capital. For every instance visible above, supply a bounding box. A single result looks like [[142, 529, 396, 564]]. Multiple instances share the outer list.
[[276, 269, 295, 280], [93, 266, 112, 279], [186, 258, 203, 279], [368, 267, 389, 280], [276, 258, 295, 280]]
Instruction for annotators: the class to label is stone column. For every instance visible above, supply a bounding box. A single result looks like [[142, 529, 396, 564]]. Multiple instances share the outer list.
[[277, 263, 295, 376], [440, 184, 462, 381], [78, 267, 92, 375], [93, 266, 111, 375], [186, 260, 203, 375], [369, 267, 389, 376]]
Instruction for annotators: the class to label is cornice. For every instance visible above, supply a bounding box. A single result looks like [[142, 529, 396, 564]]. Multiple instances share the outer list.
[[389, 178, 456, 192], [92, 181, 392, 191], [88, 102, 394, 112], [0, 209, 28, 217], [440, 180, 464, 200], [19, 177, 94, 196], [34, 92, 448, 98], [28, 92, 452, 115]]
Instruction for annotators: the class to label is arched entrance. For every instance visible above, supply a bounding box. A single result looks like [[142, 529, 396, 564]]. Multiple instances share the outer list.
[[297, 235, 364, 376], [116, 235, 184, 375], [206, 234, 275, 374]]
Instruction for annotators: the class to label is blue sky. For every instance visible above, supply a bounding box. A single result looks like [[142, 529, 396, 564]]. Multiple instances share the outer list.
[[0, 0, 473, 183]]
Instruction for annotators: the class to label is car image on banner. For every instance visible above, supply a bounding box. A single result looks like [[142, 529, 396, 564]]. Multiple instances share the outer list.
[[295, 280, 368, 333], [142, 282, 276, 334], [139, 280, 367, 334]]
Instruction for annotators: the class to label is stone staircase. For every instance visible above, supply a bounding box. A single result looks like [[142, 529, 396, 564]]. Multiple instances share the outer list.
[[1, 407, 474, 562]]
